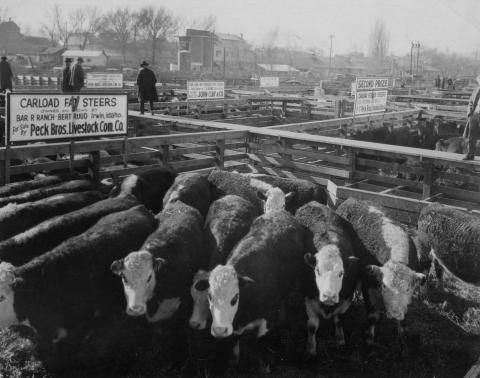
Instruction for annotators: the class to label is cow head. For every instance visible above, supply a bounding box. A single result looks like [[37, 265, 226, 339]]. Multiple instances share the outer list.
[[0, 262, 19, 327], [256, 188, 293, 213], [365, 260, 426, 320], [189, 269, 211, 330], [111, 251, 166, 317], [304, 245, 356, 305], [205, 264, 253, 338]]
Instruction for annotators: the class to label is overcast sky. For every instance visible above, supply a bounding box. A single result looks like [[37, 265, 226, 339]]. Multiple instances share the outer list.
[[9, 0, 480, 56]]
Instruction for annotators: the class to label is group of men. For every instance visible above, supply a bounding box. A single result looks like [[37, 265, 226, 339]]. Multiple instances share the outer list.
[[61, 57, 85, 93]]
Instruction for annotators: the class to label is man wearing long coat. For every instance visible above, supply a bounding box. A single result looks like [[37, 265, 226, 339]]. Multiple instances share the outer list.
[[136, 61, 158, 115], [0, 56, 13, 91], [62, 58, 73, 92], [69, 57, 85, 92]]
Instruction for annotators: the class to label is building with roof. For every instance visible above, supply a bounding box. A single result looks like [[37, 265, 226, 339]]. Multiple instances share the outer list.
[[62, 50, 108, 67], [38, 46, 66, 65], [257, 64, 300, 78]]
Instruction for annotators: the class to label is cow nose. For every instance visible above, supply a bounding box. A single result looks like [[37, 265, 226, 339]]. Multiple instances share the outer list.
[[127, 305, 146, 316], [320, 292, 339, 305], [189, 320, 204, 330], [211, 326, 230, 338]]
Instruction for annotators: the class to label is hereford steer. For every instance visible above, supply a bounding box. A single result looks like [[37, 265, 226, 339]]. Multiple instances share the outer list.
[[295, 201, 362, 355], [0, 191, 101, 242], [243, 174, 328, 213], [0, 195, 139, 266], [336, 198, 426, 348], [0, 206, 156, 344], [417, 203, 480, 285], [111, 201, 205, 322], [0, 175, 63, 198], [114, 166, 177, 213], [198, 210, 309, 372], [208, 169, 290, 216], [163, 172, 212, 218], [190, 195, 256, 330]]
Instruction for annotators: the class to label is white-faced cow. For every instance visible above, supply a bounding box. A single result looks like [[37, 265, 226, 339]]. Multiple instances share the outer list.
[[163, 172, 212, 219], [336, 198, 426, 349], [417, 203, 480, 285], [190, 194, 256, 331], [208, 169, 289, 216], [295, 201, 362, 356], [0, 206, 156, 345], [197, 210, 309, 372], [111, 201, 205, 322]]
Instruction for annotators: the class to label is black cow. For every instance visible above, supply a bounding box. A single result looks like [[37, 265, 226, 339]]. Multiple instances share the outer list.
[[163, 172, 212, 219], [0, 191, 101, 242], [111, 201, 205, 322], [114, 166, 177, 213], [198, 210, 309, 372], [0, 195, 139, 266], [336, 198, 426, 349], [417, 203, 480, 285], [295, 202, 362, 355], [0, 206, 156, 344]]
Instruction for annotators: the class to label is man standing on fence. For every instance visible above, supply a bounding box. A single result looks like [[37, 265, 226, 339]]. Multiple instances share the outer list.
[[463, 75, 480, 160], [136, 61, 158, 115], [69, 57, 85, 92], [61, 58, 73, 92]]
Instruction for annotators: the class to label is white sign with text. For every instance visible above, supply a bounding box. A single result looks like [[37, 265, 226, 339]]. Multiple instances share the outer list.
[[8, 93, 128, 143], [187, 81, 225, 100], [354, 90, 388, 115], [86, 73, 123, 89], [260, 76, 279, 87]]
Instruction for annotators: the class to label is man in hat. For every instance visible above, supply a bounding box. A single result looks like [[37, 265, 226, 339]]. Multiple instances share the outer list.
[[136, 60, 158, 115], [463, 75, 480, 160], [70, 57, 85, 92], [0, 56, 13, 92], [62, 58, 73, 92]]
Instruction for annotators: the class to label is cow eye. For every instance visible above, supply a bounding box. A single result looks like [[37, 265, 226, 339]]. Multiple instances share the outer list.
[[339, 271, 344, 278], [230, 293, 239, 306], [121, 274, 127, 284], [147, 274, 152, 283], [0, 295, 5, 302], [381, 283, 387, 290], [208, 293, 212, 301]]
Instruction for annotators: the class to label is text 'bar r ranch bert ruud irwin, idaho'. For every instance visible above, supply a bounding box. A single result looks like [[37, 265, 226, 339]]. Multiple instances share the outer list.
[[7, 93, 128, 143]]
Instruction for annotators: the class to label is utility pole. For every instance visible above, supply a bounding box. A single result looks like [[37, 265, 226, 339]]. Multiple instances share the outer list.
[[328, 34, 334, 77], [223, 47, 226, 79], [410, 41, 414, 75], [416, 42, 421, 74]]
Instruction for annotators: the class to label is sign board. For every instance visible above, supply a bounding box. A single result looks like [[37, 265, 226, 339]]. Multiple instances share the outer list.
[[260, 76, 279, 88], [353, 77, 389, 115], [354, 90, 388, 115], [86, 73, 123, 89], [187, 81, 225, 100], [7, 93, 128, 143]]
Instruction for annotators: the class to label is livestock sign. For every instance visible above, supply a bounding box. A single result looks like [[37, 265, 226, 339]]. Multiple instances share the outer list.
[[7, 93, 128, 143], [86, 73, 123, 89], [187, 81, 225, 100], [354, 77, 389, 115], [260, 76, 279, 88]]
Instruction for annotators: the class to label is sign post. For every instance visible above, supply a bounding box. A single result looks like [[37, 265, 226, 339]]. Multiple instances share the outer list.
[[7, 92, 128, 144], [352, 77, 389, 125]]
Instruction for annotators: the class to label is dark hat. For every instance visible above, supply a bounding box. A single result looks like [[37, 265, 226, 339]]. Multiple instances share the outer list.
[[65, 58, 72, 63], [1, 56, 6, 61], [77, 57, 84, 62], [140, 61, 149, 67]]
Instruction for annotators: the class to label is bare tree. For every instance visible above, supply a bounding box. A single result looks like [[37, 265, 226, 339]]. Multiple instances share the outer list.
[[137, 6, 177, 64], [105, 8, 134, 63], [49, 5, 77, 47], [264, 28, 279, 65], [73, 7, 102, 50], [369, 17, 389, 59], [0, 7, 9, 22], [190, 14, 217, 32]]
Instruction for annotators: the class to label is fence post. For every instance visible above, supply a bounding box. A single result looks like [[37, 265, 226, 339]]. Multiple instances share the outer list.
[[88, 151, 100, 187], [215, 139, 225, 169], [349, 148, 357, 181], [122, 137, 128, 168], [0, 145, 10, 185], [422, 161, 433, 199], [161, 144, 170, 164], [280, 138, 292, 167], [334, 100, 342, 118], [69, 140, 75, 175]]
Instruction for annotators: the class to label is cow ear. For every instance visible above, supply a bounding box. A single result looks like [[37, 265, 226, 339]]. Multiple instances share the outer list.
[[364, 265, 383, 283], [194, 279, 210, 291], [304, 253, 316, 268], [110, 259, 125, 275], [415, 272, 427, 286], [256, 190, 267, 201], [238, 275, 254, 289], [153, 258, 167, 272]]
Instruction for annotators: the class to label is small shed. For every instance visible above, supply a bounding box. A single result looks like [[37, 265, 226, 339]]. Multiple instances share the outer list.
[[39, 46, 66, 65], [62, 50, 108, 67]]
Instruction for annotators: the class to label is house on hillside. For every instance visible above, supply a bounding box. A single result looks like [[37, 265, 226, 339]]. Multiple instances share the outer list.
[[38, 46, 66, 65], [62, 50, 108, 67], [257, 64, 299, 79]]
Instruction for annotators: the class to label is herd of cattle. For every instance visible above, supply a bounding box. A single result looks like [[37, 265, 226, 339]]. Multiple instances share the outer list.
[[0, 167, 478, 375]]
